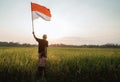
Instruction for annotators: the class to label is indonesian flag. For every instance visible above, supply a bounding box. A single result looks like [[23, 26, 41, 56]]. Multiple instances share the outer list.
[[31, 3, 51, 21]]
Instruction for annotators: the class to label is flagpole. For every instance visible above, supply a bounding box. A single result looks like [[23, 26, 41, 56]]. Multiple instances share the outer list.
[[31, 2, 34, 33]]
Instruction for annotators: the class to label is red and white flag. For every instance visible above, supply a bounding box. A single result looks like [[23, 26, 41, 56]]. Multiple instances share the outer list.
[[31, 3, 51, 21]]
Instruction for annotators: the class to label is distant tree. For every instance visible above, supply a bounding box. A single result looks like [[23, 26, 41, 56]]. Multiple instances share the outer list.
[[0, 41, 36, 47]]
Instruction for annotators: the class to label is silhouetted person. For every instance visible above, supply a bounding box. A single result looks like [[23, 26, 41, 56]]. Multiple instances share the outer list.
[[32, 32, 48, 77]]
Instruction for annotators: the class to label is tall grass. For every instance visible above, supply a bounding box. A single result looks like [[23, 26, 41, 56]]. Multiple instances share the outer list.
[[0, 47, 120, 82]]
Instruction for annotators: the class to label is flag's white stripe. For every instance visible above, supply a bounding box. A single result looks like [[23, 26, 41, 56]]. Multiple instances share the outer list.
[[32, 11, 51, 21], [32, 11, 39, 19]]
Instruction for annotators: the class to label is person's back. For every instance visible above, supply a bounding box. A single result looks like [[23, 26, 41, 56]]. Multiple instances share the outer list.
[[37, 38, 48, 57], [32, 32, 48, 77]]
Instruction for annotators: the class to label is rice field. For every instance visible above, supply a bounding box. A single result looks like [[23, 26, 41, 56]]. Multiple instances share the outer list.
[[0, 47, 120, 82]]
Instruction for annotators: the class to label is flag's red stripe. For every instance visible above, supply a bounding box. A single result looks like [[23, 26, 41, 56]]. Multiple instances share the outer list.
[[32, 3, 51, 17]]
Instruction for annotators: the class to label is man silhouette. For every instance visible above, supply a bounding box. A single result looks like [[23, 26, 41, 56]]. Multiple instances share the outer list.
[[32, 32, 48, 77]]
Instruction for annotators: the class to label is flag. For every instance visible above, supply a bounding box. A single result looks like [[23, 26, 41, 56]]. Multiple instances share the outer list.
[[31, 3, 51, 21]]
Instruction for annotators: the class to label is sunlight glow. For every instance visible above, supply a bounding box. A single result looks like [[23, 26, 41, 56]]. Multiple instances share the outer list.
[[33, 17, 71, 40]]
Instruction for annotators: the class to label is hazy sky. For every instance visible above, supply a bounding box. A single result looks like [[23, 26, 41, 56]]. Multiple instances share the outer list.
[[0, 0, 120, 45]]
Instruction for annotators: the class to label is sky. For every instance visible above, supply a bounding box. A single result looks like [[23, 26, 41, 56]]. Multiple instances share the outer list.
[[0, 0, 120, 45]]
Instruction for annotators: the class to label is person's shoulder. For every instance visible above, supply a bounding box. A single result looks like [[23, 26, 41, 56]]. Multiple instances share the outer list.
[[37, 38, 42, 42], [43, 39, 48, 43], [46, 40, 48, 42]]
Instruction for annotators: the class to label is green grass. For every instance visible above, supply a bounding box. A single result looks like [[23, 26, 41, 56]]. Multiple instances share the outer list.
[[0, 47, 120, 82]]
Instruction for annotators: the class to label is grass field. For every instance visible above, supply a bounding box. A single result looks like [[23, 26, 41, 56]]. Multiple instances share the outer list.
[[0, 47, 120, 82]]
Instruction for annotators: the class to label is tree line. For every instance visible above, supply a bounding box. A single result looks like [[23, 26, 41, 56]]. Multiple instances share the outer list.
[[0, 41, 35, 47], [49, 43, 120, 48], [0, 41, 120, 48]]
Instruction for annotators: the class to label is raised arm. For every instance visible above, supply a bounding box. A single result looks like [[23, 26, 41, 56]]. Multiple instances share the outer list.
[[32, 32, 39, 41]]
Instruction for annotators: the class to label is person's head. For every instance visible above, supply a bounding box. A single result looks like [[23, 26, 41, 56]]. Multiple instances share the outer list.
[[43, 34, 47, 40]]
